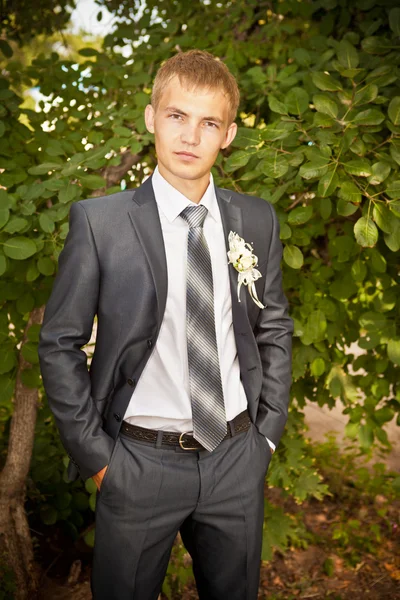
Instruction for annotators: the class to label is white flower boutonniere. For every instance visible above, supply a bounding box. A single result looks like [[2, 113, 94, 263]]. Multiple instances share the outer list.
[[227, 231, 266, 309]]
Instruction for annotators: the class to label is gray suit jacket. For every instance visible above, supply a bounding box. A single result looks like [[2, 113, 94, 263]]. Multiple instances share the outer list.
[[38, 174, 294, 481]]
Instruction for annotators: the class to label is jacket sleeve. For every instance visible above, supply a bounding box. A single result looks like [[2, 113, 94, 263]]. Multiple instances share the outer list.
[[38, 202, 114, 480], [254, 201, 294, 448]]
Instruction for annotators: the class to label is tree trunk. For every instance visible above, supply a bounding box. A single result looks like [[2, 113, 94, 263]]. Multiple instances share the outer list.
[[0, 306, 45, 599]]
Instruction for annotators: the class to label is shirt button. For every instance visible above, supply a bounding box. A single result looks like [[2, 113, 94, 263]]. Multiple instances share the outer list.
[[127, 378, 136, 387], [147, 339, 153, 349], [113, 413, 121, 422]]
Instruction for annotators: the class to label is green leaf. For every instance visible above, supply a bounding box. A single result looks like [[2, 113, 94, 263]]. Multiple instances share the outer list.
[[0, 190, 13, 209], [85, 478, 97, 494], [311, 72, 342, 92], [79, 47, 100, 56], [351, 261, 367, 282], [268, 97, 287, 115], [21, 342, 39, 365], [390, 140, 400, 166], [261, 154, 288, 178], [231, 127, 260, 148], [313, 113, 335, 128], [260, 123, 294, 141], [0, 40, 13, 58], [368, 162, 391, 185], [299, 158, 330, 179], [0, 346, 17, 374], [320, 198, 332, 220], [3, 237, 37, 260], [16, 293, 34, 315], [373, 204, 394, 234], [283, 245, 304, 269], [284, 87, 309, 115], [337, 198, 358, 216], [40, 505, 58, 526], [0, 207, 9, 229], [305, 310, 327, 343], [310, 357, 325, 377], [58, 185, 79, 204], [337, 40, 359, 69], [338, 181, 362, 203], [27, 324, 41, 343], [343, 159, 372, 177], [0, 374, 15, 404], [387, 339, 400, 365], [84, 528, 95, 548], [78, 174, 107, 190], [318, 170, 339, 197], [389, 200, 400, 217], [354, 216, 378, 247], [293, 48, 311, 66], [37, 257, 55, 276], [389, 7, 400, 36], [386, 180, 400, 199], [354, 84, 378, 106], [288, 206, 313, 225], [362, 36, 392, 55], [353, 109, 385, 126], [225, 150, 251, 172], [388, 97, 400, 126], [45, 139, 65, 157], [89, 492, 97, 512], [358, 424, 374, 449], [3, 217, 28, 234], [0, 255, 6, 276], [313, 94, 338, 119], [39, 213, 55, 233], [113, 126, 132, 137], [28, 163, 62, 175], [21, 366, 41, 388], [26, 263, 40, 282]]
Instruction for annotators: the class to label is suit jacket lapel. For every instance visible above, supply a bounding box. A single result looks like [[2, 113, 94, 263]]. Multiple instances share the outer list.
[[127, 174, 168, 325], [215, 185, 253, 358], [127, 175, 250, 334], [215, 186, 248, 315]]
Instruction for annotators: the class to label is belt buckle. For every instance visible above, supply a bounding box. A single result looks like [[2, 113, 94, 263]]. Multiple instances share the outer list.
[[179, 431, 198, 450]]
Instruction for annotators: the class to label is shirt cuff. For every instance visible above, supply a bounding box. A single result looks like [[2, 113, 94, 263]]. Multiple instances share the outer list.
[[266, 437, 276, 453]]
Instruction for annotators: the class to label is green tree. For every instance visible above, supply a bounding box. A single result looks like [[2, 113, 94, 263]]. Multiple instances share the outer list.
[[0, 0, 399, 596]]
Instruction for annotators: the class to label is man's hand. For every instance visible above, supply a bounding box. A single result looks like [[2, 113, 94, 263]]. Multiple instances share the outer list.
[[92, 465, 108, 491]]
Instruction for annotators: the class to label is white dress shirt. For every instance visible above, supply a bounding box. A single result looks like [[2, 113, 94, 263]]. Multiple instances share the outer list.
[[124, 165, 275, 452]]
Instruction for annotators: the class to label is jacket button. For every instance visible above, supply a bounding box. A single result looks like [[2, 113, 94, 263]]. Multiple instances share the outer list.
[[113, 413, 121, 422], [127, 378, 136, 387], [147, 339, 153, 349]]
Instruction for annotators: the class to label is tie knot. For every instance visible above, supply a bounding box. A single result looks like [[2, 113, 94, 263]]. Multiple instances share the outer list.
[[180, 205, 208, 229]]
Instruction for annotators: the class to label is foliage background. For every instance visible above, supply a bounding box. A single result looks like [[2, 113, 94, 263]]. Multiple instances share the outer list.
[[0, 0, 399, 594]]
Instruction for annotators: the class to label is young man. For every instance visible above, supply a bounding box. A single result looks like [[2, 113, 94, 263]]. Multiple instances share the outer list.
[[38, 49, 294, 600]]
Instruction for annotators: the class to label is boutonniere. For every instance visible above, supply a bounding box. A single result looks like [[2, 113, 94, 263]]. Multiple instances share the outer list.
[[227, 231, 266, 309]]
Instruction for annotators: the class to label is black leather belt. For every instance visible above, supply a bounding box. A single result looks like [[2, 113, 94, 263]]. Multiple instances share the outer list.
[[120, 409, 251, 451]]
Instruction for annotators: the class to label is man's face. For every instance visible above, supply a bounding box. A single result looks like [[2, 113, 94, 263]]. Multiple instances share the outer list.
[[145, 75, 237, 185]]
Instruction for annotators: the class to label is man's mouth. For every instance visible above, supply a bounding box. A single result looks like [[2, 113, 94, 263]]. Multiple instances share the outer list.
[[175, 151, 199, 158]]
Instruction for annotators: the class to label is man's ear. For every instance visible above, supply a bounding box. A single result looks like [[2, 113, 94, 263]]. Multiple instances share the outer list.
[[144, 104, 155, 134], [221, 122, 238, 150]]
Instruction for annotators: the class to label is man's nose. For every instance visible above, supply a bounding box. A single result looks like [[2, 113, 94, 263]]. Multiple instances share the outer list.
[[181, 123, 200, 145]]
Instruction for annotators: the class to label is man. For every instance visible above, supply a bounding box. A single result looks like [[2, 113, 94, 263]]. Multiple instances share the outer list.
[[38, 49, 294, 600]]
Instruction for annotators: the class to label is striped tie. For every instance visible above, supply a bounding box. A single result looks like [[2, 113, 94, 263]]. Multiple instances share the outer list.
[[180, 205, 227, 452]]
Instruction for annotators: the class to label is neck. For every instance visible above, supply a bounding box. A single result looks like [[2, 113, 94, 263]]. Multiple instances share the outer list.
[[157, 164, 211, 204]]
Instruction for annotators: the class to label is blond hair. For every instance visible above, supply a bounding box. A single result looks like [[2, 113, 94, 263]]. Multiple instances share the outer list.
[[151, 49, 240, 125]]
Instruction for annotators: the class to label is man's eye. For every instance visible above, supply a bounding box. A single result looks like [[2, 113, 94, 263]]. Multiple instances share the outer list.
[[170, 114, 182, 120], [205, 121, 217, 128]]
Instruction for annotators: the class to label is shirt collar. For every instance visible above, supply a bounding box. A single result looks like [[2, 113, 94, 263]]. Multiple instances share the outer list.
[[151, 164, 220, 224]]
